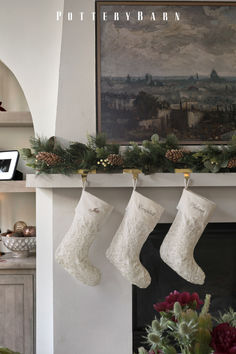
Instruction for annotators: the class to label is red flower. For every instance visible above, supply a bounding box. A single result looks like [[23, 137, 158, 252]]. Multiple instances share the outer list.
[[211, 323, 236, 354], [153, 290, 203, 313]]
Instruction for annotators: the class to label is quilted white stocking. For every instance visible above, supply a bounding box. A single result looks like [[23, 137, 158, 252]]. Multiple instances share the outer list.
[[106, 190, 164, 288], [55, 190, 113, 286], [160, 189, 216, 285]]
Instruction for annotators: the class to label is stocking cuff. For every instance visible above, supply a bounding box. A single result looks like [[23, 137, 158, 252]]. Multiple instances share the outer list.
[[177, 189, 216, 220], [75, 190, 113, 227], [128, 190, 164, 227]]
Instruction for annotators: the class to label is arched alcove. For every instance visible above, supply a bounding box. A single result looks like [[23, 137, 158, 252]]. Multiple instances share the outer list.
[[0, 59, 35, 249], [0, 60, 29, 112], [0, 60, 33, 127]]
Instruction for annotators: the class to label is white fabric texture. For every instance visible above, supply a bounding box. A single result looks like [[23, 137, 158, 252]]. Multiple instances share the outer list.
[[160, 189, 216, 285], [106, 190, 164, 288], [55, 190, 113, 286]]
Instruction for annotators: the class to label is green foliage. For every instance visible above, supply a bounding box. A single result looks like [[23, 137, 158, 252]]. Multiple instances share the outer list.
[[173, 301, 182, 319], [200, 295, 211, 316], [79, 149, 97, 170], [123, 134, 183, 174], [21, 133, 236, 175], [67, 142, 89, 163], [87, 133, 107, 149], [137, 347, 148, 354], [216, 307, 236, 327], [162, 134, 179, 150], [0, 348, 20, 354], [123, 143, 143, 170], [21, 136, 89, 174], [193, 145, 228, 173]]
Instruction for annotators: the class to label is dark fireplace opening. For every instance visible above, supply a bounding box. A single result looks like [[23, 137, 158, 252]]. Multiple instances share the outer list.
[[132, 223, 236, 353]]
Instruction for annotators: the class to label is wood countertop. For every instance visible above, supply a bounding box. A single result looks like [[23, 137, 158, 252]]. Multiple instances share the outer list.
[[0, 253, 36, 269]]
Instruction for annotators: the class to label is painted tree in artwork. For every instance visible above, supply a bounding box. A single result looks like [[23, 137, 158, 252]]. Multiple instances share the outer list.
[[134, 91, 159, 120]]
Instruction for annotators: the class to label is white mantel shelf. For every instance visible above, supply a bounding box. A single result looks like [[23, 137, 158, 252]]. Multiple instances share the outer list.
[[26, 173, 236, 188]]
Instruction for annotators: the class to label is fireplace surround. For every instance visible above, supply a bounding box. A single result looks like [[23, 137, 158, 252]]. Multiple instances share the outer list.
[[133, 222, 236, 352], [27, 173, 236, 354]]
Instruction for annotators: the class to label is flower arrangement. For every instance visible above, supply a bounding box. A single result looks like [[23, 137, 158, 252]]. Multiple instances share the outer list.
[[21, 133, 236, 175], [137, 291, 236, 354]]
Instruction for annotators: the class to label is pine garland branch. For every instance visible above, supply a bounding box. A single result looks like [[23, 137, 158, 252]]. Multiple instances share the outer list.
[[21, 133, 236, 175]]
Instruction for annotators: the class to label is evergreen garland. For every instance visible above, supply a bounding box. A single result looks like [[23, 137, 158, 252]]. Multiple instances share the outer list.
[[21, 134, 236, 175]]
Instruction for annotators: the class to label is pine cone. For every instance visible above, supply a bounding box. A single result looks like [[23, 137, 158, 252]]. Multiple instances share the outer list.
[[227, 158, 236, 169], [36, 152, 62, 166], [165, 149, 184, 163], [107, 154, 123, 167]]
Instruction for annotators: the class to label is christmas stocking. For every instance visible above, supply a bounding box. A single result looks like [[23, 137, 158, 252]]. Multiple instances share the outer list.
[[55, 190, 113, 286], [106, 190, 164, 288], [160, 189, 216, 285]]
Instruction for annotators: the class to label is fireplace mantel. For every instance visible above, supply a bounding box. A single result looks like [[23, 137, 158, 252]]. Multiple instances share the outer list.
[[33, 172, 236, 354], [26, 173, 236, 188]]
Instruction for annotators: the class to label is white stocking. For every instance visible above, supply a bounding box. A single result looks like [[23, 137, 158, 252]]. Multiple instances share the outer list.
[[55, 190, 113, 286], [106, 190, 164, 288], [160, 189, 216, 285]]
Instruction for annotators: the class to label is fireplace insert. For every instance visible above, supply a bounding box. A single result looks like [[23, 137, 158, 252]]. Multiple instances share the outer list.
[[133, 223, 236, 352]]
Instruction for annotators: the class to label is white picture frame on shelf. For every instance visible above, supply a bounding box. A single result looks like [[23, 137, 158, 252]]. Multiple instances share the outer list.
[[0, 150, 19, 180]]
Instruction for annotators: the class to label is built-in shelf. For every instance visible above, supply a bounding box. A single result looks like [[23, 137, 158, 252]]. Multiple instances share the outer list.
[[26, 173, 236, 188], [0, 111, 33, 127], [0, 180, 35, 193]]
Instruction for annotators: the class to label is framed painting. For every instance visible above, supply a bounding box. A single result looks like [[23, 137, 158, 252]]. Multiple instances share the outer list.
[[0, 151, 19, 180], [96, 1, 236, 144]]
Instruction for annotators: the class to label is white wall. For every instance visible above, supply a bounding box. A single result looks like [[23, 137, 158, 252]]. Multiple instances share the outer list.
[[0, 0, 64, 136], [56, 0, 96, 142]]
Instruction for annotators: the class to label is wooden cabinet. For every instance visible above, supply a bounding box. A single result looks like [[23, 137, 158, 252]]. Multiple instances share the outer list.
[[0, 255, 36, 354]]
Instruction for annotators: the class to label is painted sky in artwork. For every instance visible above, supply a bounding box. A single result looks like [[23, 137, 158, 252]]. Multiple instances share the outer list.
[[99, 5, 236, 77]]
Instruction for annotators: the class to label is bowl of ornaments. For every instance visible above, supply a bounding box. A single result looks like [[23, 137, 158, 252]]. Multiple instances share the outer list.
[[1, 221, 36, 258]]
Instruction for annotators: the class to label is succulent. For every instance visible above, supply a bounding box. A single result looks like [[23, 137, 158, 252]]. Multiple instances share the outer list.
[[148, 333, 161, 344], [173, 301, 182, 319], [152, 319, 161, 332]]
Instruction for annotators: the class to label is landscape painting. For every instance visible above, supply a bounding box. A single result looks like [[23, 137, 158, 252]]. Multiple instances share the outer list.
[[96, 2, 236, 144]]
